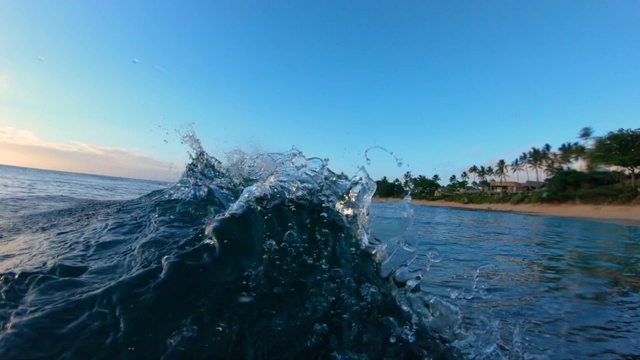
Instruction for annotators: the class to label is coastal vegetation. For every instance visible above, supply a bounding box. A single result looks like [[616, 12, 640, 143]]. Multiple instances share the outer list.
[[374, 127, 640, 205]]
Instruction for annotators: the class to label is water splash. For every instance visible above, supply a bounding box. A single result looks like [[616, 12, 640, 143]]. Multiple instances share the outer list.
[[0, 130, 475, 359], [364, 145, 404, 168]]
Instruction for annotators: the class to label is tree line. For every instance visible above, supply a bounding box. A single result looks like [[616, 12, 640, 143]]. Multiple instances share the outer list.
[[375, 127, 640, 200]]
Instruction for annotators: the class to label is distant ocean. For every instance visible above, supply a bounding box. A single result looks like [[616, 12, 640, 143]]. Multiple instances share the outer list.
[[1, 143, 639, 359]]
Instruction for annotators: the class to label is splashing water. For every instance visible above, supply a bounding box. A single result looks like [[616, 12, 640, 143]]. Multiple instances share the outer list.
[[0, 132, 495, 359], [364, 145, 404, 168]]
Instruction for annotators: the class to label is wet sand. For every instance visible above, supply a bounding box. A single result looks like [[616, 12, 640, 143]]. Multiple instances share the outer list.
[[374, 198, 640, 226]]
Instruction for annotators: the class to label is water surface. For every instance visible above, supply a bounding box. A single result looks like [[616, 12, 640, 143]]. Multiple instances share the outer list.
[[1, 161, 639, 359]]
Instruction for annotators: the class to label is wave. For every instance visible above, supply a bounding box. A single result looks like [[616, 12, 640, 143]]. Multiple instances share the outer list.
[[0, 135, 464, 359]]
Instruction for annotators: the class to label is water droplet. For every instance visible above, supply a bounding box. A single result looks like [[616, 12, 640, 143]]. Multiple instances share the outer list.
[[283, 230, 298, 243], [427, 248, 442, 263], [389, 336, 396, 343], [265, 239, 277, 251]]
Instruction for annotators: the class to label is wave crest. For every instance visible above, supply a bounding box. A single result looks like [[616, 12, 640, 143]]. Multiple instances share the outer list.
[[0, 135, 463, 359]]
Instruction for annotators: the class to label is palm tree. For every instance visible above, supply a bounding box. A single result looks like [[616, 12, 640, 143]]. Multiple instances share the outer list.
[[557, 142, 575, 169], [541, 144, 560, 175], [449, 174, 457, 186], [511, 158, 524, 183], [544, 158, 560, 177], [527, 147, 545, 182], [577, 127, 593, 170], [478, 166, 487, 182], [468, 165, 479, 183], [485, 166, 495, 181], [579, 126, 594, 145], [458, 171, 469, 191], [519, 152, 530, 181], [541, 143, 554, 167], [403, 171, 413, 190], [477, 166, 488, 192], [432, 174, 441, 184], [572, 144, 586, 170], [495, 159, 509, 183]]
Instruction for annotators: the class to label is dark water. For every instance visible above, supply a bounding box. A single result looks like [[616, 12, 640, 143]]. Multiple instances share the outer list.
[[0, 147, 639, 359]]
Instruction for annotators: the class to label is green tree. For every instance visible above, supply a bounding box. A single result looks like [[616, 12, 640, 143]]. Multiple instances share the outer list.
[[432, 174, 441, 184], [573, 143, 587, 169], [478, 166, 486, 181], [557, 142, 576, 168], [591, 128, 640, 186], [544, 156, 561, 177], [495, 159, 509, 183], [392, 178, 403, 194], [485, 166, 495, 181], [519, 152, 530, 181], [578, 126, 594, 170], [375, 176, 404, 198], [403, 171, 413, 190], [477, 166, 488, 191], [511, 158, 524, 183], [527, 147, 545, 182], [579, 126, 594, 144], [412, 175, 440, 198], [468, 165, 479, 183], [449, 174, 457, 186]]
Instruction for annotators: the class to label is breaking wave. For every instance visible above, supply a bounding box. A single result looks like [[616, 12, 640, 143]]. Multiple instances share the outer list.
[[0, 134, 470, 359]]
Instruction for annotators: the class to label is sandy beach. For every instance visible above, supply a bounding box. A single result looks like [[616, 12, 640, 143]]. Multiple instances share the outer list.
[[374, 198, 640, 226]]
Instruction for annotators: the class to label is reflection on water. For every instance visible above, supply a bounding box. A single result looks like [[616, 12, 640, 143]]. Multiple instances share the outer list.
[[371, 201, 640, 358]]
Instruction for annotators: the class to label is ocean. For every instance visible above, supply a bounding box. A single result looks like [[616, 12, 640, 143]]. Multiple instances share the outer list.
[[1, 144, 639, 359]]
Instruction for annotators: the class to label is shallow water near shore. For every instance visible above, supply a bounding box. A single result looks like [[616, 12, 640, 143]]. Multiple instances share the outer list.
[[377, 202, 640, 358], [1, 159, 640, 359]]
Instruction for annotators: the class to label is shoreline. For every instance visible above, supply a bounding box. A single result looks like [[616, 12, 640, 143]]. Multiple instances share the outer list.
[[373, 198, 640, 226]]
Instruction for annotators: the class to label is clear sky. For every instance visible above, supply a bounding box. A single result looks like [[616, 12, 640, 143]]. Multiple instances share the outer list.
[[1, 1, 639, 181]]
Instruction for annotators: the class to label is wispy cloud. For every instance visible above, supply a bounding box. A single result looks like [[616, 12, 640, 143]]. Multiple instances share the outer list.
[[0, 126, 74, 150], [0, 126, 181, 181]]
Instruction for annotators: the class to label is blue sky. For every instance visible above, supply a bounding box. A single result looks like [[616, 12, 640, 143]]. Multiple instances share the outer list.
[[1, 1, 639, 181]]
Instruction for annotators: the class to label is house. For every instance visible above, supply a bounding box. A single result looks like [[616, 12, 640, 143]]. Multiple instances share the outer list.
[[521, 181, 546, 192], [488, 180, 546, 193], [489, 181, 522, 193]]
